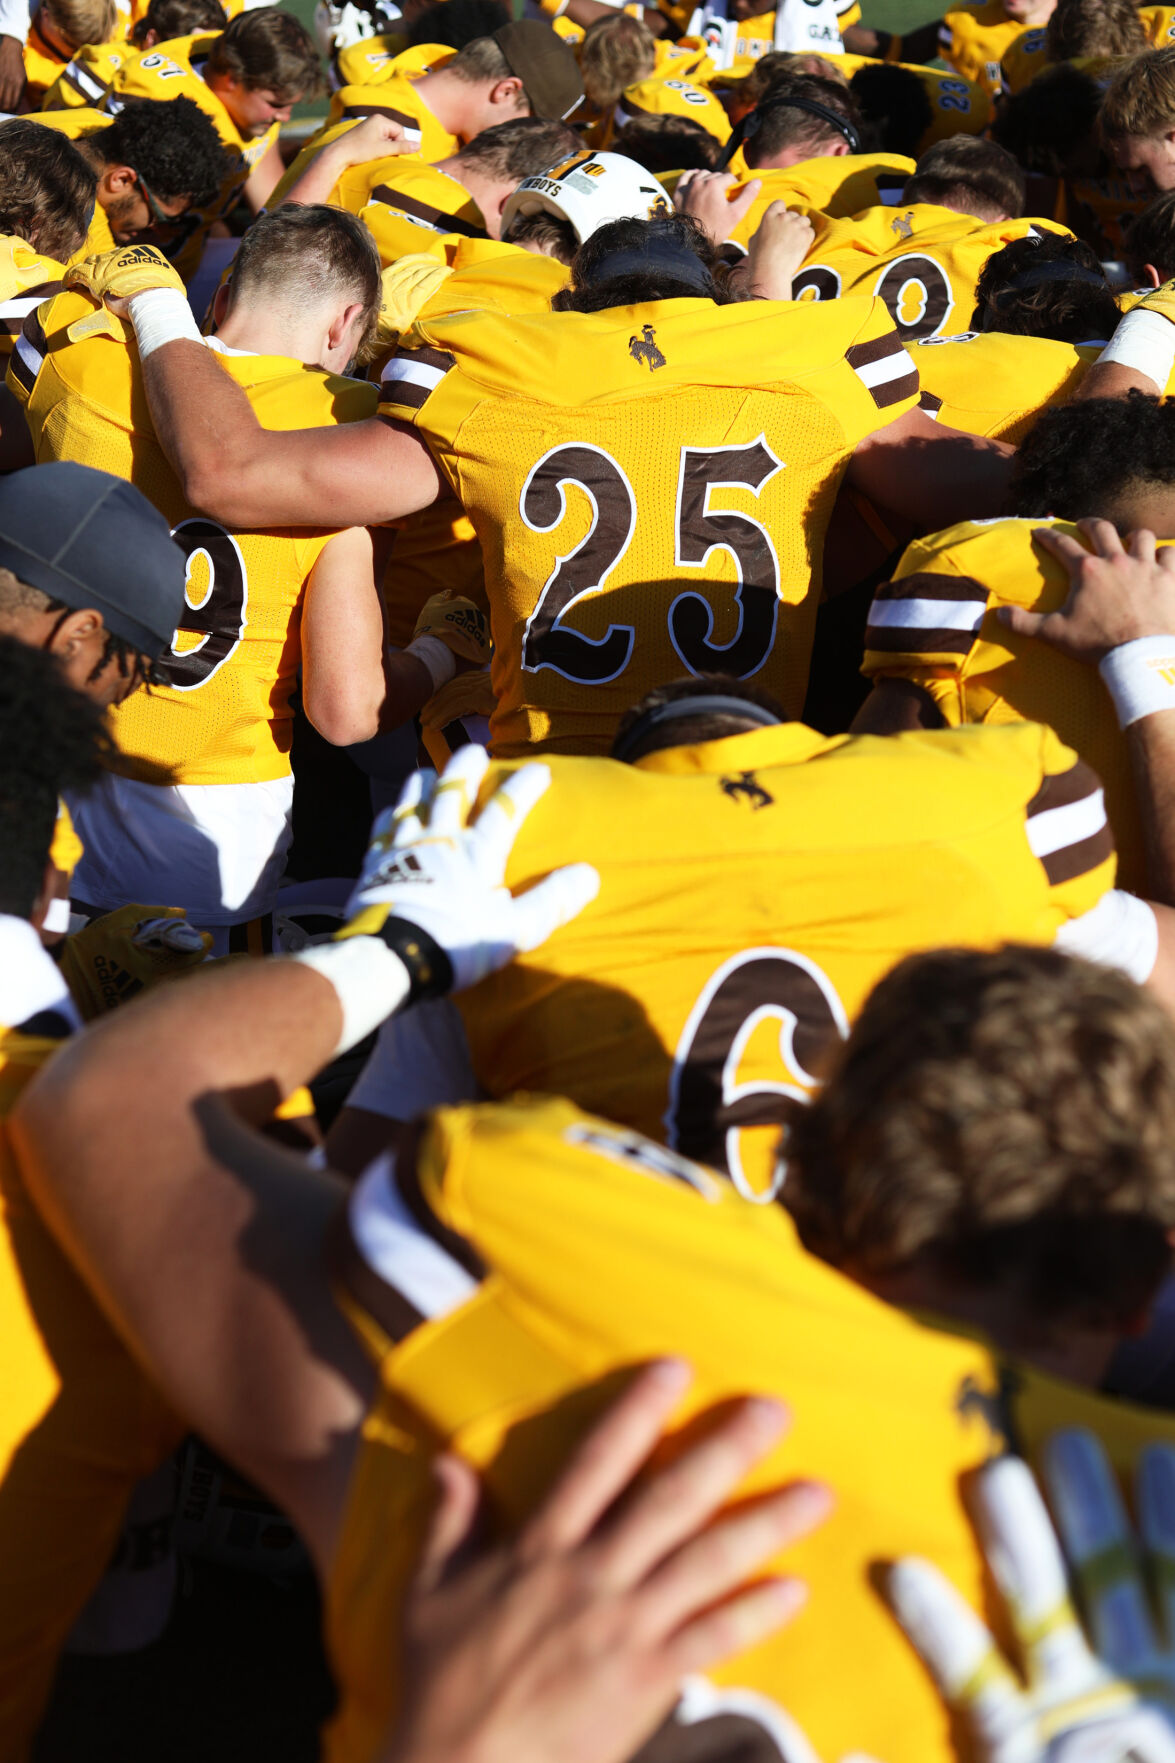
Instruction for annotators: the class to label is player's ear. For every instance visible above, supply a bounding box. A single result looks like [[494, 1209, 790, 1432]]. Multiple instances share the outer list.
[[1145, 262, 1163, 289], [490, 75, 527, 110], [827, 138, 850, 157], [47, 608, 103, 661], [211, 282, 231, 327], [328, 300, 365, 353], [102, 162, 138, 197]]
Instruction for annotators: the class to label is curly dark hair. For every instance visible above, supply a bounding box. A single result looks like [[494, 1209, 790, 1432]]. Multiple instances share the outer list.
[[1009, 391, 1175, 518], [849, 62, 932, 159], [613, 114, 719, 173], [0, 634, 109, 920], [783, 945, 1175, 1334], [972, 231, 1121, 343], [94, 95, 229, 206], [554, 213, 735, 313]]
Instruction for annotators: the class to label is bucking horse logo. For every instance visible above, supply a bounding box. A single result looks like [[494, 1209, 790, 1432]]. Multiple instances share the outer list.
[[628, 324, 666, 371]]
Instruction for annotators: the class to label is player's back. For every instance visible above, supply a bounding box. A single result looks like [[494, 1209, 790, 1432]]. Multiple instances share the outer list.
[[911, 328, 1097, 440], [940, 0, 1024, 92], [325, 1088, 1174, 1763], [450, 719, 1113, 1196], [12, 287, 375, 783], [794, 205, 1071, 341], [862, 516, 1151, 890], [324, 71, 459, 151], [726, 153, 915, 243], [336, 157, 488, 267], [378, 293, 920, 755]]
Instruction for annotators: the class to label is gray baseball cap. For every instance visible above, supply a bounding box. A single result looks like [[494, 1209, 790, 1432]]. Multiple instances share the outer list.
[[0, 462, 186, 658]]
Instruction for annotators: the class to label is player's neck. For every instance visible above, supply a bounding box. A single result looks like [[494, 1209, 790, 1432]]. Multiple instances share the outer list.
[[409, 66, 457, 132], [214, 304, 314, 364]]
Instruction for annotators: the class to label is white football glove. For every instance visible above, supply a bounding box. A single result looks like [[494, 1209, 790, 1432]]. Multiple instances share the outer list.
[[890, 1431, 1175, 1763], [338, 743, 600, 994]]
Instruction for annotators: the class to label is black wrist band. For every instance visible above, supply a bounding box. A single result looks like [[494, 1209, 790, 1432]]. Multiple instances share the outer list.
[[372, 915, 455, 1006]]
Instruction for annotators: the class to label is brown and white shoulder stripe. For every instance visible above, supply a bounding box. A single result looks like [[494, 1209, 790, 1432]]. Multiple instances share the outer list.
[[1025, 759, 1114, 887], [0, 283, 62, 338], [7, 306, 49, 394], [846, 330, 919, 408], [865, 571, 989, 656], [379, 342, 456, 410]]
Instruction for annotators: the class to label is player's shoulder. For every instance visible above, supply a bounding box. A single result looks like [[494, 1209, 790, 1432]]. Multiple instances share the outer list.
[[0, 233, 64, 299], [240, 360, 379, 425], [335, 31, 403, 86], [117, 32, 204, 82], [9, 286, 134, 409], [945, 0, 1007, 27]]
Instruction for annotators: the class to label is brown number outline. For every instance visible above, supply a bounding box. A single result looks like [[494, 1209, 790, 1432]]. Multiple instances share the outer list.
[[872, 252, 954, 341], [669, 436, 784, 680], [160, 517, 249, 691], [520, 443, 636, 684], [665, 947, 848, 1201], [790, 263, 841, 302]]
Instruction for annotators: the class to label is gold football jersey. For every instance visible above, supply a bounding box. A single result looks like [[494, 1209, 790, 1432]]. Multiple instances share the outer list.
[[324, 1088, 1168, 1763], [336, 158, 487, 268], [324, 69, 459, 150], [106, 34, 279, 278], [334, 33, 450, 87], [22, 17, 71, 102], [725, 154, 916, 245], [11, 288, 376, 785], [910, 329, 1108, 443], [42, 38, 126, 106], [939, 0, 1025, 92], [839, 53, 992, 148], [861, 517, 1153, 892], [0, 1008, 179, 1760], [28, 108, 119, 260], [452, 719, 1115, 1196], [793, 207, 1071, 342], [601, 73, 731, 147], [379, 294, 920, 756], [0, 236, 65, 365], [380, 244, 566, 647]]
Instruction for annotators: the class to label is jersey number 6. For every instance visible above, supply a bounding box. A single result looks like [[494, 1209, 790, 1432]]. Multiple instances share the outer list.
[[520, 437, 784, 685], [161, 518, 249, 691]]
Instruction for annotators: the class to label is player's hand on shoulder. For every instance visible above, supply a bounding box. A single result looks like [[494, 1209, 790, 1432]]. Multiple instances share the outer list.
[[676, 170, 762, 246], [379, 1361, 834, 1763], [339, 744, 600, 993], [325, 113, 414, 170], [744, 201, 815, 301], [890, 1429, 1175, 1762], [65, 244, 186, 311], [413, 591, 493, 672], [1001, 522, 1175, 664]]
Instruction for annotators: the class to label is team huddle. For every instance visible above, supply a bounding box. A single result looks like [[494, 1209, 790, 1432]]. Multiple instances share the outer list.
[[11, 0, 1175, 1754]]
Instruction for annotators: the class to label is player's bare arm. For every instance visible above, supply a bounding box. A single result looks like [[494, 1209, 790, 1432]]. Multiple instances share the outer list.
[[11, 752, 599, 1566], [1002, 521, 1175, 997], [1075, 282, 1175, 403], [141, 337, 442, 529], [848, 406, 1014, 529], [279, 115, 413, 209]]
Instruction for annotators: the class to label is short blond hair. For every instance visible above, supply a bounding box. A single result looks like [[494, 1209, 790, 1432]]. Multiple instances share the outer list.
[[40, 0, 118, 48], [784, 945, 1175, 1332], [1101, 45, 1175, 145]]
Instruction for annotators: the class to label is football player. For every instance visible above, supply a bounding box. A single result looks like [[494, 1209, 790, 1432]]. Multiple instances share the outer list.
[[280, 114, 581, 264], [694, 74, 917, 238], [1101, 44, 1175, 198], [104, 7, 323, 278], [33, 94, 227, 258], [41, 0, 226, 105], [0, 118, 93, 385], [845, 57, 991, 157], [11, 220, 486, 950], [18, 717, 1175, 1763], [0, 473, 192, 1756], [100, 214, 1013, 765], [323, 20, 583, 140], [22, 0, 115, 102], [783, 136, 1073, 345], [847, 0, 1056, 97], [858, 398, 1175, 899]]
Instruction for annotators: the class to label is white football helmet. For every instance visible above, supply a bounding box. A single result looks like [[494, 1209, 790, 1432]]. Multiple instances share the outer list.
[[501, 150, 672, 247]]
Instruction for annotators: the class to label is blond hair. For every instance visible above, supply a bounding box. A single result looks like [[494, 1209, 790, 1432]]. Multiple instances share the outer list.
[[580, 13, 655, 112], [40, 0, 118, 48]]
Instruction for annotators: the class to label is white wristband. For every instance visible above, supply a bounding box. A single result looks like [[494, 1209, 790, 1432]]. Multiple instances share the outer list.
[[1099, 635, 1175, 727], [1096, 308, 1175, 389], [289, 934, 410, 1058], [127, 288, 203, 360], [405, 633, 457, 693]]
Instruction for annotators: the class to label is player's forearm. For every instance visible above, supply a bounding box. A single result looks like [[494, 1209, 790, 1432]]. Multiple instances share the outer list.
[[277, 145, 346, 208], [139, 338, 277, 522], [244, 140, 285, 214], [1127, 713, 1175, 907], [1074, 361, 1162, 401], [848, 416, 1012, 529]]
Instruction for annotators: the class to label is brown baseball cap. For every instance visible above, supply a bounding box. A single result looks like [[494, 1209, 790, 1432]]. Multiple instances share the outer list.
[[491, 20, 583, 121]]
